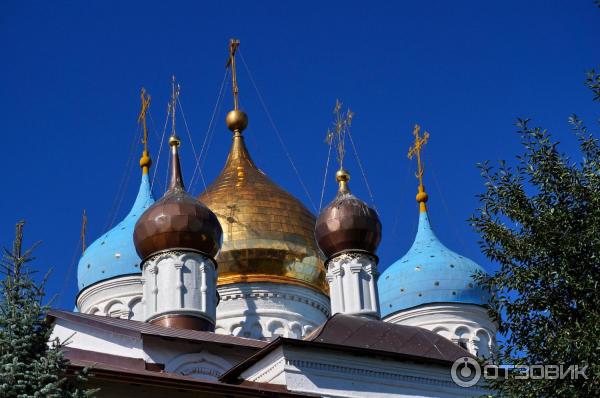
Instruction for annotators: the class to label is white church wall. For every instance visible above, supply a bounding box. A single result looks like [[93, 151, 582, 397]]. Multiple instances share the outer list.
[[50, 318, 144, 359], [51, 319, 258, 381], [240, 345, 489, 398], [216, 282, 330, 340], [383, 303, 496, 358]]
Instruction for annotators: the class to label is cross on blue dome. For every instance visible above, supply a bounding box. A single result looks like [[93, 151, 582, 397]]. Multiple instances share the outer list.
[[379, 126, 490, 318], [77, 173, 155, 291]]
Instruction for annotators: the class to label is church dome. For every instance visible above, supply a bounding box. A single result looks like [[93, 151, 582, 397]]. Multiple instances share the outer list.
[[315, 169, 381, 258], [77, 172, 154, 291], [378, 205, 490, 318], [134, 136, 222, 260], [198, 131, 327, 295]]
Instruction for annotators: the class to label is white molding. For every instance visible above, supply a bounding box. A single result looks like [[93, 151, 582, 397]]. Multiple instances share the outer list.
[[165, 350, 232, 381], [241, 344, 489, 398], [216, 283, 330, 340]]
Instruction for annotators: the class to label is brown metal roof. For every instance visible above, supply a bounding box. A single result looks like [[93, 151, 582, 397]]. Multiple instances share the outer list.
[[306, 313, 471, 362], [49, 310, 267, 349], [221, 314, 472, 382], [68, 358, 318, 397]]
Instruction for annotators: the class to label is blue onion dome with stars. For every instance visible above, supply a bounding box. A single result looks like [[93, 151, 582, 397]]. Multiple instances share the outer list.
[[378, 125, 489, 318], [77, 90, 155, 291]]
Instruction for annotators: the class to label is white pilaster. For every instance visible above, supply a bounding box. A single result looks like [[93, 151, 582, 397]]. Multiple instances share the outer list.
[[326, 252, 380, 319], [141, 250, 217, 326]]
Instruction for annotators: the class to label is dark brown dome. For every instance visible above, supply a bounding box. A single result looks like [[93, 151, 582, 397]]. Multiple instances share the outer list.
[[315, 171, 382, 259], [134, 136, 223, 260]]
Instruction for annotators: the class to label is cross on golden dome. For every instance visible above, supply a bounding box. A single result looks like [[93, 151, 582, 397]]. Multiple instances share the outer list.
[[225, 39, 249, 134]]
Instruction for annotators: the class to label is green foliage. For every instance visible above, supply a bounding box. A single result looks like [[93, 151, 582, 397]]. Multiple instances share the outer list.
[[0, 222, 96, 397], [471, 74, 600, 396]]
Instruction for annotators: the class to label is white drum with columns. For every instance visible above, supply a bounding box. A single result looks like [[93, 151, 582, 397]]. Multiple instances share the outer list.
[[326, 252, 380, 319], [142, 250, 218, 327], [215, 282, 329, 340], [77, 275, 143, 320], [384, 303, 496, 358]]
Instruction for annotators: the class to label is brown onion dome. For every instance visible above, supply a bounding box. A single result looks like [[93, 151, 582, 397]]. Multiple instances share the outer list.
[[134, 136, 223, 260], [315, 169, 382, 259]]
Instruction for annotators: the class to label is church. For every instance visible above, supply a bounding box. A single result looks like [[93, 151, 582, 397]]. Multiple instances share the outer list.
[[51, 40, 496, 397]]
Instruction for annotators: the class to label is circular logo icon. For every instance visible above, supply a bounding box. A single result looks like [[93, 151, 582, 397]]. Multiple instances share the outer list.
[[451, 356, 481, 387]]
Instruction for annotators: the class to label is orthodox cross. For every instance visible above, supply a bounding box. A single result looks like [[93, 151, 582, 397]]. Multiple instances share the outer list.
[[407, 124, 429, 188], [326, 99, 354, 170], [169, 75, 181, 136], [227, 38, 241, 110], [81, 209, 87, 254], [137, 88, 151, 154]]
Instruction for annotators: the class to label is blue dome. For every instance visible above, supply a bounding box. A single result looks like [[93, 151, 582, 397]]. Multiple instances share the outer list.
[[378, 209, 490, 318], [77, 173, 154, 291]]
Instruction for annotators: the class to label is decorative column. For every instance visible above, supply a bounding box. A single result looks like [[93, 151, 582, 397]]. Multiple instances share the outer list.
[[325, 251, 380, 319], [141, 250, 217, 331]]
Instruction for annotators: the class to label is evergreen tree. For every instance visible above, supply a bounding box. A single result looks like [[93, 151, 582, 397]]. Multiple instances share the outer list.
[[471, 69, 600, 397], [0, 221, 95, 397]]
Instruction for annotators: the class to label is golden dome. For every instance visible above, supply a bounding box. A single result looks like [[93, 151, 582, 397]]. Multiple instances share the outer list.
[[199, 132, 328, 295]]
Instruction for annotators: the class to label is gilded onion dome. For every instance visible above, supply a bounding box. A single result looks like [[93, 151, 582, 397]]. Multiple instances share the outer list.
[[198, 125, 327, 295], [199, 129, 327, 293], [200, 39, 326, 295]]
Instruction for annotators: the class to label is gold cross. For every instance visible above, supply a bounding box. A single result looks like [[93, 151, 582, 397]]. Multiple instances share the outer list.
[[169, 76, 181, 136], [227, 39, 241, 110], [137, 88, 151, 153], [407, 124, 429, 187], [81, 209, 87, 254], [326, 99, 354, 170]]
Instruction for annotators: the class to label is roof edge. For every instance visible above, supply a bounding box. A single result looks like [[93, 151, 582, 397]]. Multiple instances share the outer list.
[[219, 333, 459, 383]]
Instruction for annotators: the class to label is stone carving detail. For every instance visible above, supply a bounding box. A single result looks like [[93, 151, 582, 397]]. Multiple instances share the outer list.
[[165, 351, 232, 381]]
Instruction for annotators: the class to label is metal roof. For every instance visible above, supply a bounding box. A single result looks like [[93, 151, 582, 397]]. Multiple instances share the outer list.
[[221, 314, 472, 382], [307, 313, 470, 362], [49, 310, 267, 349], [68, 358, 318, 397]]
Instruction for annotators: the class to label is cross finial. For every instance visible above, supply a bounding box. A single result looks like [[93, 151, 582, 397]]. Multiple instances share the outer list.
[[138, 88, 152, 174], [169, 75, 181, 137], [407, 124, 430, 211], [326, 99, 354, 193], [326, 99, 354, 170], [224, 39, 249, 134], [81, 209, 87, 254], [228, 39, 241, 110]]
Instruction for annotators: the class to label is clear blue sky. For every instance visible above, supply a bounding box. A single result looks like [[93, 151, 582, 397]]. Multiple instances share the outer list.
[[0, 1, 597, 309]]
